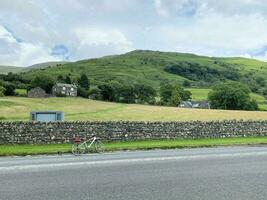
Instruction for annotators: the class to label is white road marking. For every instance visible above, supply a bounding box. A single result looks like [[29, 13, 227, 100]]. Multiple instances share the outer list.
[[0, 151, 267, 172]]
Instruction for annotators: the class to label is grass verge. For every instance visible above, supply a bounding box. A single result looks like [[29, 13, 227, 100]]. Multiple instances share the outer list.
[[1, 137, 267, 156]]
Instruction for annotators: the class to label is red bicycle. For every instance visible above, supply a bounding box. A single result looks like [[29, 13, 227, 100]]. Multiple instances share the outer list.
[[72, 135, 104, 155]]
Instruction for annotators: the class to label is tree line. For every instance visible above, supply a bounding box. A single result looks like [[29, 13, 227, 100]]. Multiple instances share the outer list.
[[0, 72, 260, 111], [164, 61, 267, 95]]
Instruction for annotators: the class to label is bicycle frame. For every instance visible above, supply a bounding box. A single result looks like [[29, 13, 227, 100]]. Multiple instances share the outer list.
[[81, 136, 97, 150]]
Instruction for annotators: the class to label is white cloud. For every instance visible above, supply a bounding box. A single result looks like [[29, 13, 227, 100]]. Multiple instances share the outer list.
[[0, 25, 59, 66], [2, 0, 267, 65], [73, 27, 133, 59], [154, 0, 197, 17], [159, 13, 267, 53], [154, 0, 267, 18]]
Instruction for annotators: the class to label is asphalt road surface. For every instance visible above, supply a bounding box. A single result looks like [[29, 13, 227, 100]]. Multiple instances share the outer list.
[[1, 146, 267, 200]]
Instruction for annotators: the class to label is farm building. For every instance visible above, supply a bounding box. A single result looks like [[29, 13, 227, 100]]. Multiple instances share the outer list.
[[179, 100, 210, 109], [27, 87, 47, 98], [52, 83, 77, 97]]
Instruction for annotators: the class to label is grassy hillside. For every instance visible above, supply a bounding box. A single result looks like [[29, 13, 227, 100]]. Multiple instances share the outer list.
[[0, 62, 69, 75], [20, 50, 267, 92], [0, 97, 267, 121], [0, 66, 23, 74], [25, 61, 69, 71]]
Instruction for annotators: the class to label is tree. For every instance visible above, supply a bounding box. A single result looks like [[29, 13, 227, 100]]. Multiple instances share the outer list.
[[262, 88, 267, 96], [77, 86, 89, 98], [3, 83, 15, 96], [160, 83, 191, 105], [134, 84, 156, 104], [173, 84, 192, 101], [57, 75, 64, 82], [98, 83, 116, 101], [78, 74, 89, 90], [0, 86, 5, 97], [118, 84, 136, 103], [170, 89, 181, 106], [88, 87, 102, 99], [255, 76, 265, 87], [180, 90, 192, 101], [65, 76, 72, 84], [208, 81, 258, 110], [31, 74, 55, 93], [160, 83, 173, 104], [182, 80, 191, 87]]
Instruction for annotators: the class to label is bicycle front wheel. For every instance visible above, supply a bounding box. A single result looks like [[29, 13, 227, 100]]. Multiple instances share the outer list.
[[94, 140, 104, 153]]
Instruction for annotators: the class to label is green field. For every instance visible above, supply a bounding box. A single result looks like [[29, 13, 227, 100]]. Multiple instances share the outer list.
[[1, 137, 267, 156], [15, 89, 27, 95], [0, 97, 267, 121], [186, 88, 211, 100]]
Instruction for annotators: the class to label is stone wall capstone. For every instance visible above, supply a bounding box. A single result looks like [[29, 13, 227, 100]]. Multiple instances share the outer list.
[[0, 120, 267, 144]]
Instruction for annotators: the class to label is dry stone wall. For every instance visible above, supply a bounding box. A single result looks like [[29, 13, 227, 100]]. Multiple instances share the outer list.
[[0, 120, 267, 144]]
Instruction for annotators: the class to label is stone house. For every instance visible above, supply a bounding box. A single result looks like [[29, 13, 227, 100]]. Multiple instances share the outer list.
[[27, 87, 47, 98], [52, 83, 77, 97], [179, 100, 210, 109]]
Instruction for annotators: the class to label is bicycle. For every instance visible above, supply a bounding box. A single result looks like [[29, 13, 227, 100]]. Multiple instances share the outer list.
[[72, 135, 104, 155]]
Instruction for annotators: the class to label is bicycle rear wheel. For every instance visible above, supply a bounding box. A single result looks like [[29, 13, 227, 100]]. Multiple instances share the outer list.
[[72, 143, 86, 155], [94, 140, 104, 153]]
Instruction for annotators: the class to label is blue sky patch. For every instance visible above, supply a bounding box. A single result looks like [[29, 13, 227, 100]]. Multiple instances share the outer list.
[[51, 44, 69, 60]]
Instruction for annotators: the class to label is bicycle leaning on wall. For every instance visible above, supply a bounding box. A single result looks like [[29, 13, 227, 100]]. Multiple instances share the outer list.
[[72, 135, 104, 155]]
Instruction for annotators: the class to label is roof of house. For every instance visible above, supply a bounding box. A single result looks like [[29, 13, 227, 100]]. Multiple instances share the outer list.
[[54, 83, 77, 88], [180, 101, 193, 107], [28, 87, 45, 92], [180, 100, 210, 108]]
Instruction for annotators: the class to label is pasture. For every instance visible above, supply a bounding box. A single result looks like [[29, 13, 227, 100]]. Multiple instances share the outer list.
[[0, 97, 267, 121]]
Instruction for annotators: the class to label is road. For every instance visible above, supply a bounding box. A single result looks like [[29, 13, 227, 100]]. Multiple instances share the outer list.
[[1, 146, 267, 200]]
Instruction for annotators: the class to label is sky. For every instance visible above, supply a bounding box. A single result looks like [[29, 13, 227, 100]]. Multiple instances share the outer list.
[[1, 0, 267, 66]]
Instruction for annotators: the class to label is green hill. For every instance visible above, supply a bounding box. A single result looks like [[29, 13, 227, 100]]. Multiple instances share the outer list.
[[20, 50, 267, 94], [0, 62, 69, 74], [25, 61, 69, 71]]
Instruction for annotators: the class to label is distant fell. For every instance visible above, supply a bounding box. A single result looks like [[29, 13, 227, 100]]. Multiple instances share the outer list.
[[0, 66, 23, 74], [25, 61, 69, 70]]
